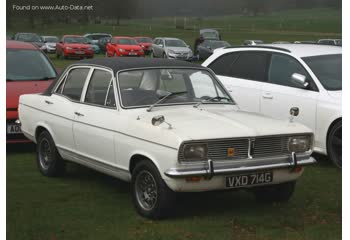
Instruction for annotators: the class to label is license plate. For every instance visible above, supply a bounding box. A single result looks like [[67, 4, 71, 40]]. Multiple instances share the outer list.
[[7, 124, 22, 134], [225, 172, 273, 188], [129, 52, 137, 55], [75, 51, 85, 54]]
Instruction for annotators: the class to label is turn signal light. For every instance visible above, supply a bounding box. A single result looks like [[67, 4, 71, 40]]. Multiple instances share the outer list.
[[291, 166, 303, 173], [185, 176, 201, 182]]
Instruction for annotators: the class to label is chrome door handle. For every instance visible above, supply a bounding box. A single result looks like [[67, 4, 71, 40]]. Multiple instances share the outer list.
[[74, 112, 84, 117], [262, 93, 273, 99], [45, 100, 53, 104]]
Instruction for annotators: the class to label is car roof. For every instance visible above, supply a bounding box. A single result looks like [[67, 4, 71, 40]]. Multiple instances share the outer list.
[[222, 44, 342, 58], [6, 40, 38, 50]]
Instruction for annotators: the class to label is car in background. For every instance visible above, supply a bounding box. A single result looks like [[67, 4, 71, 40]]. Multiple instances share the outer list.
[[200, 29, 221, 40], [243, 40, 264, 46], [18, 58, 315, 219], [134, 36, 153, 55], [41, 36, 59, 53], [151, 37, 193, 61], [12, 32, 45, 50], [294, 41, 317, 44], [86, 38, 101, 54], [97, 36, 111, 54], [56, 35, 94, 59], [6, 40, 57, 143], [197, 39, 230, 60], [106, 36, 144, 57], [203, 44, 342, 167], [272, 41, 291, 44], [318, 39, 342, 46], [83, 33, 112, 44]]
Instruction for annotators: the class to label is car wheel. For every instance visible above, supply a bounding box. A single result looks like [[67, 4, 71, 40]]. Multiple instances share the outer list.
[[150, 51, 155, 58], [327, 120, 342, 168], [36, 131, 65, 177], [253, 181, 296, 203], [105, 51, 109, 57], [114, 52, 117, 57], [131, 160, 175, 219], [163, 52, 167, 59]]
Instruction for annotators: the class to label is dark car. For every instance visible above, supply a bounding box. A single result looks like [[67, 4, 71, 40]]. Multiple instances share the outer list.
[[97, 36, 111, 54], [12, 32, 45, 50], [197, 40, 230, 60], [6, 40, 57, 143], [318, 39, 342, 46]]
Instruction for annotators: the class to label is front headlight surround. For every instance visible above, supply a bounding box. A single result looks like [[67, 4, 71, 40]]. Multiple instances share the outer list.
[[288, 135, 312, 153], [182, 143, 208, 161]]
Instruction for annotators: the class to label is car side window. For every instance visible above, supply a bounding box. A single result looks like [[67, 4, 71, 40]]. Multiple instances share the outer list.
[[229, 52, 269, 82], [85, 69, 113, 106], [105, 81, 116, 107], [208, 53, 240, 76], [268, 53, 310, 89], [61, 68, 90, 101]]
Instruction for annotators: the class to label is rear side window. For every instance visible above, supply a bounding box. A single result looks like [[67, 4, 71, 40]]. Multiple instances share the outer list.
[[208, 53, 240, 76], [61, 68, 90, 101], [229, 52, 269, 82], [85, 69, 113, 106]]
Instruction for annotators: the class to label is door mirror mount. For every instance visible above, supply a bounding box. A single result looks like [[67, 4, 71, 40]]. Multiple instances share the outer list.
[[291, 73, 309, 88]]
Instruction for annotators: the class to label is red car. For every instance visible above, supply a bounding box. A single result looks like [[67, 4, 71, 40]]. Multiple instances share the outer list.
[[56, 35, 94, 59], [6, 40, 57, 143], [106, 36, 144, 57], [134, 36, 153, 55]]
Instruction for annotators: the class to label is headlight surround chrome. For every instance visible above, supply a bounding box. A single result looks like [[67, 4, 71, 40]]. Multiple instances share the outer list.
[[183, 143, 208, 161], [288, 135, 312, 153]]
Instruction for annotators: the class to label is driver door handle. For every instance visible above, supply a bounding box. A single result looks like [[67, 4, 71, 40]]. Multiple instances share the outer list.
[[262, 93, 274, 99]]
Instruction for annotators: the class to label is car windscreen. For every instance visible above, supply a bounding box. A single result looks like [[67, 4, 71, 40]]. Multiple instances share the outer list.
[[302, 54, 342, 91], [118, 68, 233, 108], [136, 38, 152, 43], [165, 40, 187, 47], [117, 38, 138, 45], [6, 49, 56, 81], [44, 37, 58, 43], [17, 33, 42, 42], [64, 37, 88, 44]]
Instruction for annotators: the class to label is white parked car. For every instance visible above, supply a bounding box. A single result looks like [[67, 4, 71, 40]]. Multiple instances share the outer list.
[[41, 36, 59, 53], [19, 58, 315, 219], [203, 44, 342, 167]]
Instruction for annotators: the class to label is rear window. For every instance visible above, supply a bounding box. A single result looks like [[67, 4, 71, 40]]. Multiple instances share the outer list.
[[6, 49, 56, 81]]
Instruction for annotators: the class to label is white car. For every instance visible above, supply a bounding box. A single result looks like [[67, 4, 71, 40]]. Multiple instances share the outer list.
[[203, 44, 342, 167], [41, 36, 59, 53], [18, 58, 315, 219]]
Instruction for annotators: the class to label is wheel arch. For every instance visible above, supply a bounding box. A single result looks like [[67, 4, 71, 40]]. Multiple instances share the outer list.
[[129, 153, 160, 174], [34, 123, 56, 144]]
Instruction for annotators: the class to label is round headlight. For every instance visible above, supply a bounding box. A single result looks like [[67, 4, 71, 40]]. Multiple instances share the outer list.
[[288, 136, 311, 153], [183, 144, 207, 161]]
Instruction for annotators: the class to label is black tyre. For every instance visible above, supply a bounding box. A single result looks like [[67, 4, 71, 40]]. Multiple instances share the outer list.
[[163, 52, 167, 59], [327, 120, 342, 168], [254, 181, 296, 203], [131, 160, 175, 219], [36, 131, 65, 177], [150, 51, 155, 58], [113, 52, 117, 57]]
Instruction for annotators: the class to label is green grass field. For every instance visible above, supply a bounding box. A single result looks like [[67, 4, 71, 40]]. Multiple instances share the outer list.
[[7, 8, 342, 240], [7, 145, 341, 240]]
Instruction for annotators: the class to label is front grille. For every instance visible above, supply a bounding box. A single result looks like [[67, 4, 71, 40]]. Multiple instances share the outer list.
[[178, 134, 310, 162]]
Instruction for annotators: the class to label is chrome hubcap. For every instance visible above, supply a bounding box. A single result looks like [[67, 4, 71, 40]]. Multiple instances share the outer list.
[[39, 138, 52, 170], [135, 170, 158, 211]]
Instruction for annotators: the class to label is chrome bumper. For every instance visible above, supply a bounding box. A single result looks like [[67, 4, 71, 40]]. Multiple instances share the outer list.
[[164, 153, 316, 179]]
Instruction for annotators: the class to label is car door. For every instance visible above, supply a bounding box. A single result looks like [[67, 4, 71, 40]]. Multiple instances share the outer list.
[[42, 67, 91, 153], [72, 67, 119, 166], [260, 53, 319, 131], [152, 39, 160, 57], [207, 51, 269, 113]]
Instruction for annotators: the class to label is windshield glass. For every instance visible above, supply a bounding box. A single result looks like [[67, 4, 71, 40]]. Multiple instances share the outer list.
[[44, 37, 58, 43], [302, 54, 342, 91], [165, 39, 187, 47], [17, 33, 42, 42], [118, 68, 233, 108], [117, 38, 138, 45], [7, 49, 56, 81], [136, 37, 152, 43], [204, 40, 230, 49], [64, 37, 89, 44]]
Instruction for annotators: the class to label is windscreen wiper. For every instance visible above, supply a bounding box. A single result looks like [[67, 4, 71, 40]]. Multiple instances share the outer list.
[[193, 96, 233, 108], [147, 91, 188, 112]]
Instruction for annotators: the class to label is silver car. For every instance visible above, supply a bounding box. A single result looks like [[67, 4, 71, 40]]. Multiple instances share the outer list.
[[41, 36, 59, 53], [151, 37, 193, 61]]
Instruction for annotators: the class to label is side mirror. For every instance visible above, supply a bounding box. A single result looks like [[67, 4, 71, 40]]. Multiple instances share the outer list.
[[152, 115, 165, 126], [291, 73, 309, 88], [158, 44, 164, 48]]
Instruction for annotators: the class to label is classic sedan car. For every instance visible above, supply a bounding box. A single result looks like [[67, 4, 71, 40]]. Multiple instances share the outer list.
[[106, 36, 144, 57], [203, 44, 342, 167], [56, 35, 94, 59], [151, 37, 193, 61], [18, 58, 315, 219], [7, 40, 56, 143]]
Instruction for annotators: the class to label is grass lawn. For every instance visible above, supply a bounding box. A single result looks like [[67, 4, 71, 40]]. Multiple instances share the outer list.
[[7, 145, 341, 240]]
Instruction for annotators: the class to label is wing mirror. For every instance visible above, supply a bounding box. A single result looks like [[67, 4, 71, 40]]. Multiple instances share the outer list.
[[152, 115, 172, 129], [289, 107, 299, 122], [158, 44, 164, 48], [291, 73, 309, 88]]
